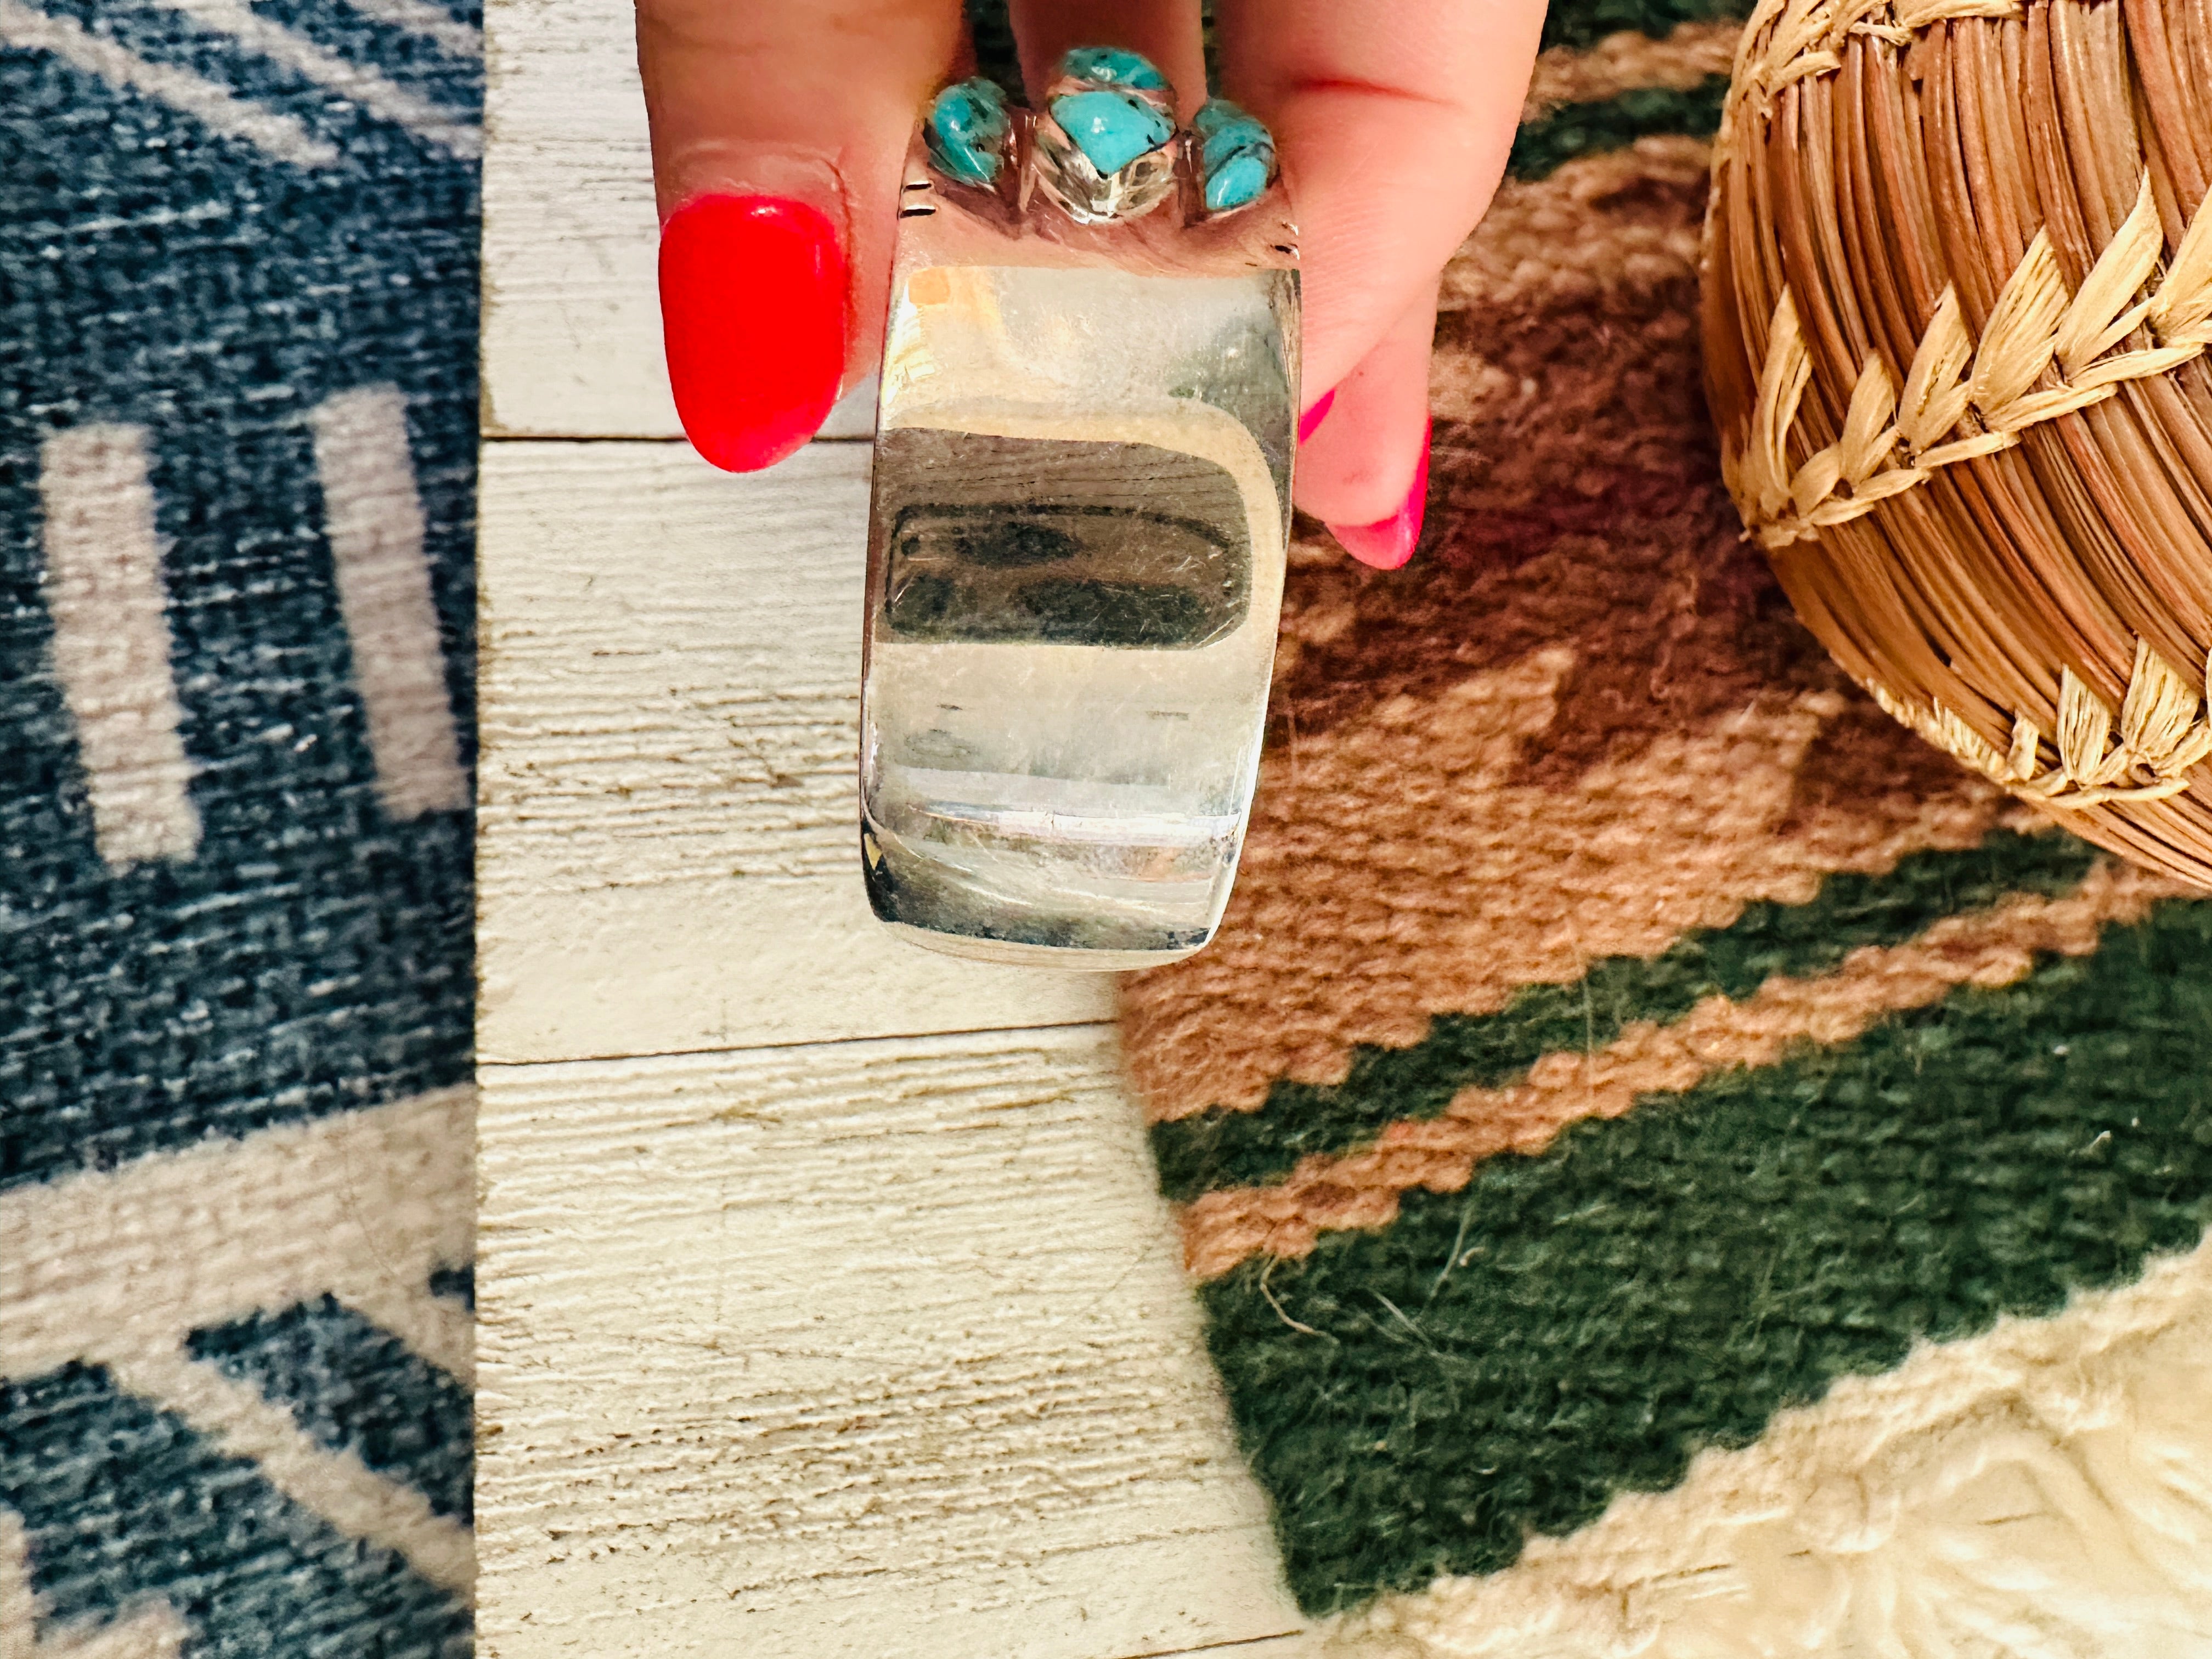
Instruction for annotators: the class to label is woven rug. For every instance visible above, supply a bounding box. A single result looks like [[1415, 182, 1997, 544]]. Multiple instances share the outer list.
[[1, 1, 477, 1651], [1121, 2, 2212, 1652], [10, 0, 2212, 1652]]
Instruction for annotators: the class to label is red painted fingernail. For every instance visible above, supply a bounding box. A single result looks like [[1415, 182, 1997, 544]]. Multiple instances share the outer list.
[[1325, 419, 1430, 571], [1297, 388, 1336, 444], [658, 194, 847, 472]]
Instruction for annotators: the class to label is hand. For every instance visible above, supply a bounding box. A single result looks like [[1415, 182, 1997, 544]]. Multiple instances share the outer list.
[[635, 0, 1545, 568]]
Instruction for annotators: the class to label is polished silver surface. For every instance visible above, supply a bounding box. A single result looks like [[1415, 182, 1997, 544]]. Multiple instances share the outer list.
[[861, 116, 1299, 969]]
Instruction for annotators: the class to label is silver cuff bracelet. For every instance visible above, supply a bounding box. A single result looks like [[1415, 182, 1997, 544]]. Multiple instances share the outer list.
[[860, 49, 1301, 969]]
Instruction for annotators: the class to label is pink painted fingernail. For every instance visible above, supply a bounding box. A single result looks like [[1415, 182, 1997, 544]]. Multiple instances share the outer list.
[[1297, 388, 1336, 444], [1325, 419, 1430, 570]]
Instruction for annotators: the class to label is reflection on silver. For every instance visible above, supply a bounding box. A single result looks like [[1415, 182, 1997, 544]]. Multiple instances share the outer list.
[[861, 114, 1300, 969]]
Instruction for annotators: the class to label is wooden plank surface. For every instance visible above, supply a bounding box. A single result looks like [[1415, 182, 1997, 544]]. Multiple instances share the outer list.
[[476, 1029, 1301, 1659], [476, 439, 1114, 1064], [481, 0, 876, 441], [479, 0, 665, 437], [478, 2, 1306, 1650]]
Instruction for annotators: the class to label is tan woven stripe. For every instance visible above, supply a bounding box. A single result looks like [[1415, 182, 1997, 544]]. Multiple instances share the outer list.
[[1437, 136, 1713, 315], [1128, 666, 2020, 1124], [1522, 19, 1741, 119], [1181, 858, 2184, 1278], [1126, 146, 2017, 1128]]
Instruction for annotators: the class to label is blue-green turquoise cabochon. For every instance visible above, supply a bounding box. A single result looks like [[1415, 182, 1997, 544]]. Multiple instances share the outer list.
[[1058, 46, 1171, 92], [1204, 154, 1272, 212], [925, 77, 1012, 186], [1192, 98, 1277, 211], [1049, 89, 1175, 178]]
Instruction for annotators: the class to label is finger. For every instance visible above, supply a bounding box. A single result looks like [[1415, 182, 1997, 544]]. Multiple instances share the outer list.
[[1296, 278, 1438, 563], [1213, 0, 1541, 402], [636, 0, 965, 471], [1007, 0, 1205, 118]]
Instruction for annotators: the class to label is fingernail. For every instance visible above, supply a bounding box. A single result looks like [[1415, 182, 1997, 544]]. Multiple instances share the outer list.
[[1297, 388, 1336, 444], [1325, 420, 1430, 571], [658, 194, 847, 472]]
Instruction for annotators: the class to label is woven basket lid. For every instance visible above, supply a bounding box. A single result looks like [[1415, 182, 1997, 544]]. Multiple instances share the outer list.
[[1702, 0, 2212, 888]]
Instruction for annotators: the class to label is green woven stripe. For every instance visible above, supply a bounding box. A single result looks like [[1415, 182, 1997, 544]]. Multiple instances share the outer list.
[[1508, 77, 1729, 180], [1540, 0, 1751, 50], [1152, 832, 2100, 1204], [1200, 900, 2212, 1616]]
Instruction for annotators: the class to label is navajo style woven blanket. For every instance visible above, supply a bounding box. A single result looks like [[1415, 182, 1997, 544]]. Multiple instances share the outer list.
[[8, 0, 2212, 1654], [1120, 0, 2212, 1652], [1, 0, 478, 1651]]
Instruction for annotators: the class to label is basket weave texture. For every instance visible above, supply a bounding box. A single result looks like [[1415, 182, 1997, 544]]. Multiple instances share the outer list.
[[1702, 0, 2212, 886]]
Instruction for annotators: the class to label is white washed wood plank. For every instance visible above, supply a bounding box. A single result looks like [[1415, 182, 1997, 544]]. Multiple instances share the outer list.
[[481, 0, 874, 441], [479, 0, 663, 437], [476, 1028, 1301, 1659], [476, 440, 1114, 1063]]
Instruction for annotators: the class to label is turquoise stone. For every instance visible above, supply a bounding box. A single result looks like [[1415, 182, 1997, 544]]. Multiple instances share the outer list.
[[1049, 90, 1173, 177], [1193, 101, 1274, 172], [926, 77, 1011, 187], [1057, 46, 1169, 91], [1192, 99, 1276, 211], [1190, 99, 1253, 139], [1205, 152, 1272, 211]]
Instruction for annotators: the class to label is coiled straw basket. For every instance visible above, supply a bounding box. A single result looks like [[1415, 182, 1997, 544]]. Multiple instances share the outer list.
[[1702, 0, 2212, 886]]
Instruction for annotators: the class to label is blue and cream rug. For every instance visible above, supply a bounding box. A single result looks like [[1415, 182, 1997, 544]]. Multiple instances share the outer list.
[[1, 0, 478, 1650]]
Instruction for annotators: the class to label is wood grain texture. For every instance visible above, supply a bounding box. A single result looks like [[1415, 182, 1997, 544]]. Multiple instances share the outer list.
[[476, 440, 1114, 1063], [480, 0, 872, 441], [476, 1027, 1302, 1659], [478, 7, 1297, 1651], [479, 0, 668, 438]]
